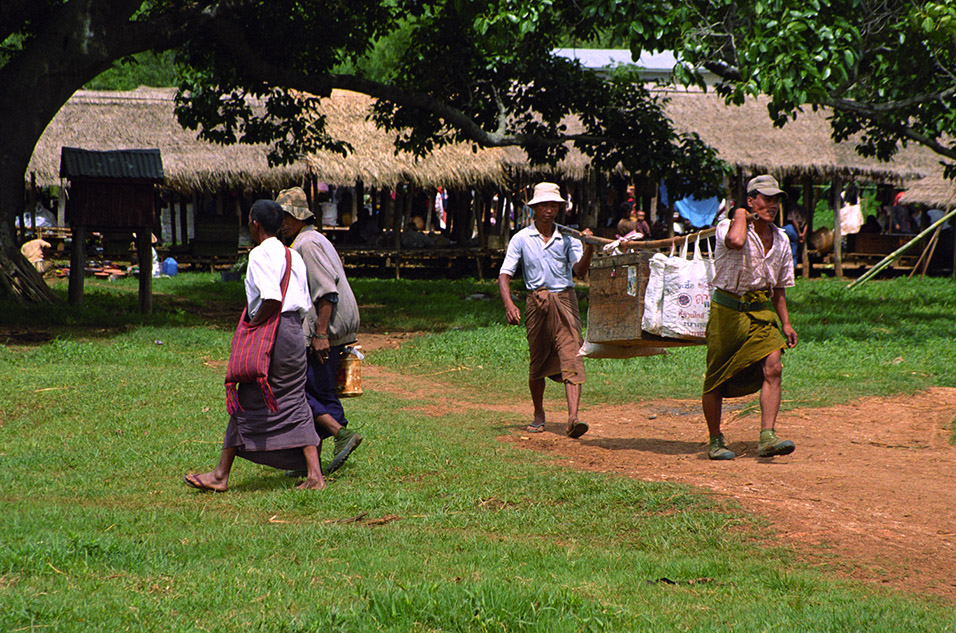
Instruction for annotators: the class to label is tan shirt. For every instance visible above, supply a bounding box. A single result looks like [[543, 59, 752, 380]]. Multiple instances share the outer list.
[[20, 239, 50, 264], [712, 219, 794, 295], [290, 226, 360, 347]]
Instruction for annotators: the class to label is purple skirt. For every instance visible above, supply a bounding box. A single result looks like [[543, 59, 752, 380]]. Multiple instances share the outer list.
[[223, 312, 319, 471]]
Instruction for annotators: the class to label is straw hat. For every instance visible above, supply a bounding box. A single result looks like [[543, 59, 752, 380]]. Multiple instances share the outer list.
[[526, 182, 566, 207], [276, 187, 314, 220]]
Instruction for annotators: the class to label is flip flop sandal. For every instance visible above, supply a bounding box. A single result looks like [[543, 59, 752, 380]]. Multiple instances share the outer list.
[[526, 421, 545, 433], [566, 419, 589, 439], [183, 473, 224, 493]]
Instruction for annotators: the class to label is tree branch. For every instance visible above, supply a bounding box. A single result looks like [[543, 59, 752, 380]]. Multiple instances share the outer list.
[[204, 17, 612, 149], [702, 60, 741, 81], [826, 87, 956, 115]]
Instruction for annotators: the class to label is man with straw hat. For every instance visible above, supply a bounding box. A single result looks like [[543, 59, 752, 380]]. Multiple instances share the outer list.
[[498, 182, 594, 438], [703, 174, 798, 461], [277, 186, 364, 475]]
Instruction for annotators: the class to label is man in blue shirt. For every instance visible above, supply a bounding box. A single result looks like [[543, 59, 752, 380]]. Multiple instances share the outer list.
[[498, 182, 594, 438]]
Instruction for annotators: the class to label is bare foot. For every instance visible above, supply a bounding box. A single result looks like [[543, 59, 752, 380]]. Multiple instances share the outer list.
[[296, 477, 327, 491], [184, 472, 227, 492]]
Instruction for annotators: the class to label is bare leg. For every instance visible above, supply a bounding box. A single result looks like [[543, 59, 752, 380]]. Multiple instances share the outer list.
[[564, 382, 581, 423], [185, 446, 236, 492], [702, 389, 723, 438], [529, 378, 546, 425], [296, 445, 326, 490], [759, 350, 783, 431], [314, 413, 343, 437]]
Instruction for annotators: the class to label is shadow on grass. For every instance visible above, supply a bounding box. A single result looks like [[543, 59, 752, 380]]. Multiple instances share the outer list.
[[0, 274, 245, 345]]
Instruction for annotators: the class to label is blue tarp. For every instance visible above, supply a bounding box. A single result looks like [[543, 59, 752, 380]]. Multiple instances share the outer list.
[[674, 196, 721, 228], [659, 182, 721, 227]]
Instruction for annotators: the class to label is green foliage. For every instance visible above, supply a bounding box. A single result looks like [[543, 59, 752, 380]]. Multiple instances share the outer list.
[[373, 276, 956, 409], [6, 0, 956, 261], [667, 0, 956, 167], [2, 275, 956, 630], [84, 51, 185, 90]]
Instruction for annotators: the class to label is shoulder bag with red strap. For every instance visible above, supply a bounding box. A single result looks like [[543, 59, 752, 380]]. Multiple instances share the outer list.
[[225, 247, 292, 414]]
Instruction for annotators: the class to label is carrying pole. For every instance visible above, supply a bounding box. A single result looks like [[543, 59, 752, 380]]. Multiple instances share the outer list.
[[556, 213, 756, 253]]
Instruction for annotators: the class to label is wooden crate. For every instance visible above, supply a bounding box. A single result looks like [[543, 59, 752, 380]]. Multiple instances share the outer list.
[[587, 251, 701, 348]]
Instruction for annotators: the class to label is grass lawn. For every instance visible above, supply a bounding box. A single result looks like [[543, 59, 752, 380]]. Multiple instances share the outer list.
[[0, 273, 954, 631]]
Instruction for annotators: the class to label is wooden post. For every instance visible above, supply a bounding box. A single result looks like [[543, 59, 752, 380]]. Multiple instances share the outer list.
[[191, 192, 200, 243], [832, 176, 843, 278], [497, 190, 509, 239], [391, 187, 402, 250], [170, 194, 179, 246], [801, 176, 814, 279], [68, 224, 86, 306], [136, 228, 153, 313], [475, 191, 488, 248], [57, 188, 66, 227], [354, 179, 364, 224]]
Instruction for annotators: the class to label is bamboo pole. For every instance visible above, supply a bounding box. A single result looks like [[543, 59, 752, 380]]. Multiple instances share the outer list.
[[832, 176, 843, 278], [906, 226, 940, 280], [558, 222, 717, 250], [847, 207, 956, 289]]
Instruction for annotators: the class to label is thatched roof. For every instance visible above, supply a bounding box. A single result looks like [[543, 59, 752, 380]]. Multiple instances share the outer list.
[[29, 88, 308, 194], [497, 89, 942, 184], [900, 171, 956, 208], [307, 91, 508, 188], [28, 86, 944, 194], [28, 87, 509, 193], [661, 89, 940, 183]]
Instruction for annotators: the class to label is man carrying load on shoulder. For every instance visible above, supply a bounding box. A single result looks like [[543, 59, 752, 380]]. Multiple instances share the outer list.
[[703, 174, 798, 461], [498, 182, 594, 438]]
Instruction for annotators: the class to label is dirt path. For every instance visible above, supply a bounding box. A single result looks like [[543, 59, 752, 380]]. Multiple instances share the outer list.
[[361, 333, 956, 601]]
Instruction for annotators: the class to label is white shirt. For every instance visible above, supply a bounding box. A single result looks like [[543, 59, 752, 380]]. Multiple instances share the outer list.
[[500, 225, 583, 291], [245, 236, 312, 320], [712, 219, 795, 295], [840, 202, 864, 235]]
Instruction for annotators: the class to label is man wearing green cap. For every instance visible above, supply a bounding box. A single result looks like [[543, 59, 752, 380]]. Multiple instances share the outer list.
[[703, 174, 798, 461], [277, 187, 363, 475]]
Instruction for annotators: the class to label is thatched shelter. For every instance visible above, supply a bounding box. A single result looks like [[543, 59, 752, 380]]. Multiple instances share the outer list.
[[29, 88, 510, 193], [901, 172, 956, 208], [23, 86, 951, 277], [29, 88, 307, 194], [29, 86, 945, 196], [660, 89, 939, 183], [493, 89, 941, 185], [308, 91, 508, 189]]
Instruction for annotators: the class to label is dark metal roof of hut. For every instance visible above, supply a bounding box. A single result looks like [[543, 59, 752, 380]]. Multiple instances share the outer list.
[[60, 147, 164, 181]]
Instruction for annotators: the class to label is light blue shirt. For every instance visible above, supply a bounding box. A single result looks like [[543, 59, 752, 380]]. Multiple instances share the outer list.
[[500, 225, 583, 291]]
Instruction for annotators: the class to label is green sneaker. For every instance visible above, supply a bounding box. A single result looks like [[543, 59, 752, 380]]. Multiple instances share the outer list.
[[708, 434, 735, 460], [327, 427, 363, 474], [758, 429, 795, 457]]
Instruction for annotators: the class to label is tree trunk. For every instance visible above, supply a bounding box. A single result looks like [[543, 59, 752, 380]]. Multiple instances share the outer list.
[[0, 147, 61, 303], [0, 221, 60, 304]]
